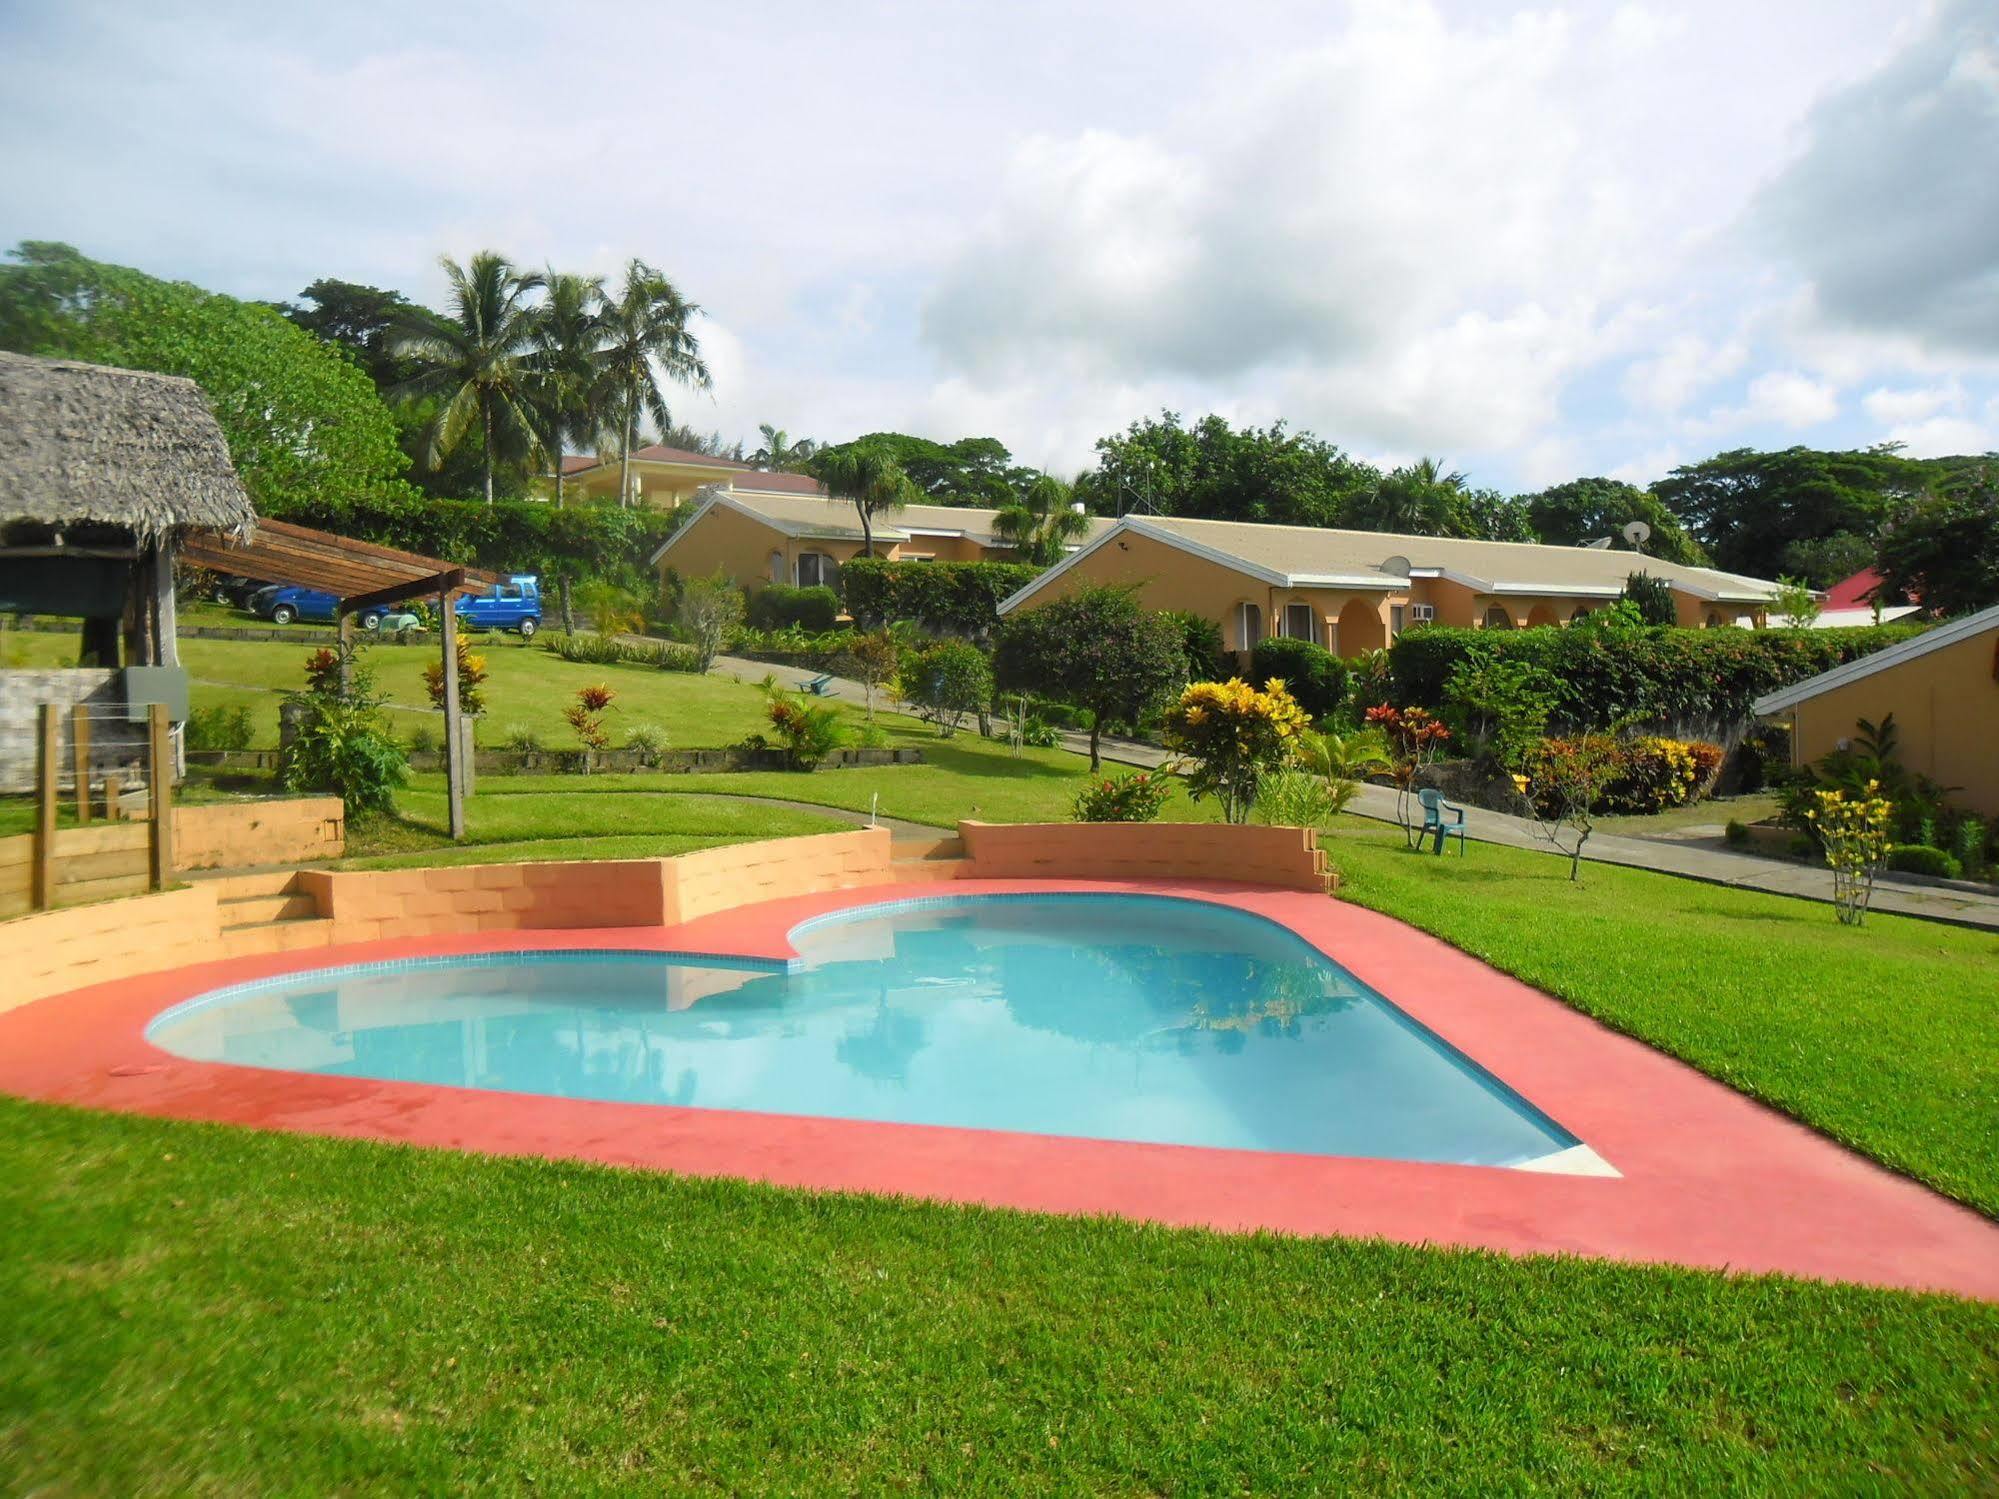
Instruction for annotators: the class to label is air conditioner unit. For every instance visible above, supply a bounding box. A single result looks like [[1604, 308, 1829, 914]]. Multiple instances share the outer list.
[[1410, 603, 1437, 622]]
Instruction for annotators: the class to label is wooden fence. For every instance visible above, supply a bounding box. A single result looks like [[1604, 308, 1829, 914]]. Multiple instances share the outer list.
[[0, 702, 173, 919]]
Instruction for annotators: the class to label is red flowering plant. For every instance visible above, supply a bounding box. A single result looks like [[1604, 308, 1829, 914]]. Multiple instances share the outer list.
[[1365, 704, 1453, 848], [564, 683, 617, 756], [1073, 769, 1172, 823]]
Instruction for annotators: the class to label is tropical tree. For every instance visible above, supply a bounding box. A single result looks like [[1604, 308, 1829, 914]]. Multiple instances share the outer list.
[[1347, 458, 1470, 536], [993, 585, 1186, 769], [392, 253, 546, 504], [993, 475, 1091, 565], [752, 423, 817, 472], [528, 269, 607, 508], [1876, 468, 1999, 617], [810, 439, 922, 556], [597, 259, 710, 507]]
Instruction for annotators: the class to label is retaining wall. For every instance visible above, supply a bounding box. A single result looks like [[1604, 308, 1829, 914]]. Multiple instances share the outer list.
[[956, 820, 1336, 892]]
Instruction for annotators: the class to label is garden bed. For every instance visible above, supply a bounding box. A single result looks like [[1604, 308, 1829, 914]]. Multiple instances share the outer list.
[[187, 745, 925, 776]]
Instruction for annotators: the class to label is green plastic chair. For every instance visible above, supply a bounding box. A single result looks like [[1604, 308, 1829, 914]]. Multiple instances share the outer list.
[[1418, 788, 1467, 856]]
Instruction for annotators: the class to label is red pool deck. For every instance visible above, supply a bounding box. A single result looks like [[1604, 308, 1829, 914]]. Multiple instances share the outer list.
[[2, 877, 1994, 1300]]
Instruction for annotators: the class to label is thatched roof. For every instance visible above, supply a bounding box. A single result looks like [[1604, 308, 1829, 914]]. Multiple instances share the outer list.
[[0, 350, 255, 543]]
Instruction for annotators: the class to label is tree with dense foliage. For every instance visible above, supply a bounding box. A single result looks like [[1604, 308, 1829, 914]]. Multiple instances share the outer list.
[[1248, 637, 1349, 723], [1770, 578, 1822, 628], [751, 424, 816, 472], [898, 639, 993, 736], [0, 241, 414, 513], [275, 277, 429, 388], [597, 259, 710, 506], [1876, 468, 1999, 617], [1521, 478, 1708, 565], [846, 433, 1036, 507], [1778, 531, 1877, 590], [392, 253, 546, 505], [992, 474, 1090, 565], [1076, 411, 1378, 528], [1347, 457, 1471, 535], [994, 586, 1186, 769], [810, 439, 922, 557], [527, 269, 608, 508], [676, 571, 744, 672], [1652, 446, 1930, 579]]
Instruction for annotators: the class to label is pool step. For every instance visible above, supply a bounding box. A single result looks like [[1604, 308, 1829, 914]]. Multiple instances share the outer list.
[[215, 891, 322, 925], [200, 869, 338, 955]]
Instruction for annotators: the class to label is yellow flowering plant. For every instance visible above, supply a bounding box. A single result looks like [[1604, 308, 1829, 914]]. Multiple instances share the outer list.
[[1806, 781, 1895, 925], [1159, 678, 1309, 823]]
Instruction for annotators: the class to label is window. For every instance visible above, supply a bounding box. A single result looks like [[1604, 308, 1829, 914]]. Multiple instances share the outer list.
[[1390, 604, 1406, 637], [1283, 603, 1316, 641], [1482, 606, 1514, 630], [767, 550, 785, 583], [797, 553, 835, 588], [1705, 611, 1723, 629], [1235, 602, 1263, 649]]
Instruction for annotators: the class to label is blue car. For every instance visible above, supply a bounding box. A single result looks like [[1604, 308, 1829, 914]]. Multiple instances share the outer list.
[[453, 575, 542, 636], [249, 585, 386, 630]]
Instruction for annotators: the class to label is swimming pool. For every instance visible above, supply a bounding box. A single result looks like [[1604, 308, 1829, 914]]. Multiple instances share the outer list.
[[146, 893, 1579, 1168]]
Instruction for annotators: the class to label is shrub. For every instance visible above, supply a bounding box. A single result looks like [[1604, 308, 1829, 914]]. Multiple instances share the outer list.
[[1807, 783, 1895, 925], [185, 703, 253, 752], [624, 723, 668, 765], [503, 722, 542, 753], [678, 571, 745, 672], [1253, 768, 1337, 829], [278, 644, 408, 816], [747, 583, 840, 632], [423, 637, 487, 718], [764, 688, 844, 770], [1160, 678, 1310, 823], [564, 684, 616, 752], [1440, 656, 1556, 770], [575, 580, 648, 637], [1248, 637, 1349, 723], [1521, 734, 1716, 816], [1724, 818, 1749, 846], [841, 558, 1039, 637], [1953, 817, 1991, 880], [1388, 624, 1923, 735], [1073, 769, 1172, 823], [540, 631, 701, 672], [898, 639, 993, 736], [1886, 844, 1962, 880], [405, 722, 439, 755], [1620, 570, 1678, 626], [1162, 610, 1227, 682]]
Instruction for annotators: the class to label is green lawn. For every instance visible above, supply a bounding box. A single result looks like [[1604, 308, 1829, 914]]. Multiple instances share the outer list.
[[3, 1097, 1993, 1494], [1323, 822, 1999, 1216]]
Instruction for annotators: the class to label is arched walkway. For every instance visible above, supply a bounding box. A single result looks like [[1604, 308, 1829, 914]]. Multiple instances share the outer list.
[[1482, 606, 1515, 630], [1525, 603, 1560, 628], [1334, 599, 1388, 657]]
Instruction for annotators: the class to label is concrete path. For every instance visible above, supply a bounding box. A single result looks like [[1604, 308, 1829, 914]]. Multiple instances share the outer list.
[[709, 657, 1999, 931]]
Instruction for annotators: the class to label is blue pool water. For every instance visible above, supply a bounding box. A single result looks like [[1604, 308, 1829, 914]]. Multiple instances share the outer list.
[[146, 894, 1577, 1167]]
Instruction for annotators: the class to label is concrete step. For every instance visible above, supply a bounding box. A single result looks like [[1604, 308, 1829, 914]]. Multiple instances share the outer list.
[[889, 857, 973, 884], [219, 917, 336, 958], [217, 892, 321, 926], [892, 835, 967, 862], [198, 869, 301, 900]]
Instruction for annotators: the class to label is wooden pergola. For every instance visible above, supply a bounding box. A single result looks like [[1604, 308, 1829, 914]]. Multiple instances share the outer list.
[[182, 517, 503, 841]]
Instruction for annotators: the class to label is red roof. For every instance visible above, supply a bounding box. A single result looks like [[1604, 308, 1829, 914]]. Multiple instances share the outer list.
[[559, 454, 596, 474], [729, 470, 828, 496], [630, 443, 754, 469], [1824, 567, 1908, 609]]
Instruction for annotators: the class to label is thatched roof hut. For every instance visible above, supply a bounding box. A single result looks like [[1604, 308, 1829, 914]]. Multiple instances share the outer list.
[[0, 350, 254, 543]]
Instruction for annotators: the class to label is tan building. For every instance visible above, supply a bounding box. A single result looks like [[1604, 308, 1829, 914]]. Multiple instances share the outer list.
[[559, 445, 830, 509], [652, 490, 1118, 591], [996, 515, 1784, 658], [1754, 603, 1999, 817]]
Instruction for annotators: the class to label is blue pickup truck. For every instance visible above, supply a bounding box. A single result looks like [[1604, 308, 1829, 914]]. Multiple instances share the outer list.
[[454, 575, 542, 637]]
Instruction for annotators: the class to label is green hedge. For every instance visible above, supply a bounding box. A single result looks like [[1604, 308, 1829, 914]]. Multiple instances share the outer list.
[[264, 494, 679, 593], [1249, 637, 1349, 721], [746, 584, 839, 632], [1388, 624, 1925, 732], [841, 558, 1039, 637]]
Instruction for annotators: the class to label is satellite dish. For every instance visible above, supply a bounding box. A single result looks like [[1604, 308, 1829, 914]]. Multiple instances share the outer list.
[[1622, 520, 1652, 549], [1379, 554, 1412, 577], [1582, 536, 1614, 549]]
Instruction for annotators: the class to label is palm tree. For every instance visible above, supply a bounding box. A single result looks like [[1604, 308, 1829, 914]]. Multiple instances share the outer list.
[[528, 269, 607, 509], [809, 440, 920, 557], [752, 423, 816, 472], [394, 253, 545, 505], [596, 259, 710, 507], [1352, 457, 1469, 536], [992, 475, 1091, 565]]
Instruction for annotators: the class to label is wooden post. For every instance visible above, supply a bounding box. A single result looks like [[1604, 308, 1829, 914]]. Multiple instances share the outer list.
[[34, 705, 58, 910], [151, 542, 179, 669], [104, 773, 124, 822], [337, 611, 354, 697], [71, 703, 92, 824], [148, 702, 174, 890], [440, 591, 465, 841]]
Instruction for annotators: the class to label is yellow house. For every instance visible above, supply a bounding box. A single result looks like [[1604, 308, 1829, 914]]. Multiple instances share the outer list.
[[1753, 603, 1999, 816], [996, 515, 1783, 658], [558, 445, 825, 509], [652, 489, 1118, 591]]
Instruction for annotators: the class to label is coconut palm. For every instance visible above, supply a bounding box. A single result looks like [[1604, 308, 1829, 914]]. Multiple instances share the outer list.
[[528, 269, 607, 509], [993, 475, 1091, 565], [752, 423, 816, 472], [1350, 457, 1470, 536], [809, 440, 920, 557], [394, 252, 546, 505], [596, 259, 710, 507]]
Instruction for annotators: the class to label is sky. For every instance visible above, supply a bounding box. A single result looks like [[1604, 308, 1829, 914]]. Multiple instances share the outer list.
[[1, 0, 1994, 491]]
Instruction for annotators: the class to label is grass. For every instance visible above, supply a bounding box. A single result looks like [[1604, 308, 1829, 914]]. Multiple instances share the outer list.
[[3, 1097, 1994, 1494], [1323, 821, 1999, 1216], [1592, 791, 1783, 837]]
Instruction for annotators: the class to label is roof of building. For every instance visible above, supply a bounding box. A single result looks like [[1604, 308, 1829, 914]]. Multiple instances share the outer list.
[[1753, 604, 1986, 714], [0, 351, 256, 542], [998, 513, 1786, 614], [1824, 566, 1903, 610], [726, 469, 830, 498], [648, 489, 1115, 565]]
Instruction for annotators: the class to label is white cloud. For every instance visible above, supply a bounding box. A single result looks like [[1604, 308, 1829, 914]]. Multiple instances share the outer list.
[[1623, 334, 1749, 414], [1862, 383, 1959, 426]]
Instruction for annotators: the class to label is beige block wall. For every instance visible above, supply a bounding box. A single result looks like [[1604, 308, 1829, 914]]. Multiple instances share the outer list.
[[1784, 627, 1999, 816], [4, 884, 224, 1014], [174, 798, 345, 872], [958, 820, 1335, 891]]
